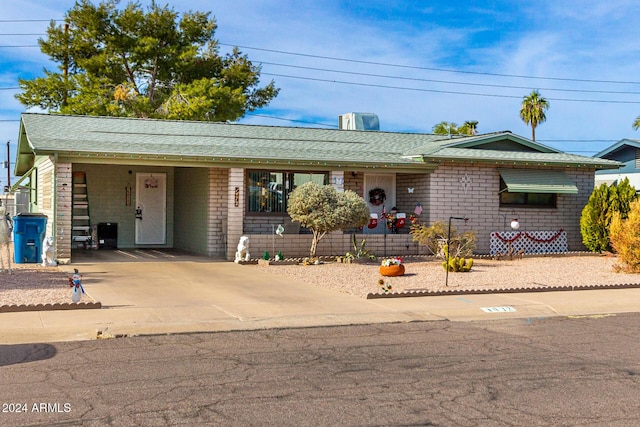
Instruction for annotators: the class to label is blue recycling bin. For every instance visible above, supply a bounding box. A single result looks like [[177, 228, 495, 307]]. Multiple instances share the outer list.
[[13, 213, 48, 263]]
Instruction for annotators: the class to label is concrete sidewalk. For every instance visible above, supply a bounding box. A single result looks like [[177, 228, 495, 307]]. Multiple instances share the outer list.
[[2, 258, 640, 344]]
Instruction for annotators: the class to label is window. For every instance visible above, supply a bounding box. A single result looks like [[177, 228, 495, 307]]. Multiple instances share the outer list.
[[499, 177, 556, 208], [247, 171, 328, 213]]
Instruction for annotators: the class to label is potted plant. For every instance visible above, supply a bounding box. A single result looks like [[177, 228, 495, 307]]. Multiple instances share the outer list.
[[379, 257, 405, 276]]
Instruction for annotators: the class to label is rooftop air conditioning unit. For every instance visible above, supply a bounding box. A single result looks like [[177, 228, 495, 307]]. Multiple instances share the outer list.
[[338, 113, 380, 131]]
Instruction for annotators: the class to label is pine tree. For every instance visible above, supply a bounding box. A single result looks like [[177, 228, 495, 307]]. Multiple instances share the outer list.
[[16, 0, 278, 121]]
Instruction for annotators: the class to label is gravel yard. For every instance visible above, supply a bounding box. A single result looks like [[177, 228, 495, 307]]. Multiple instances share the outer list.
[[0, 262, 94, 306], [252, 254, 640, 297], [1, 253, 639, 306]]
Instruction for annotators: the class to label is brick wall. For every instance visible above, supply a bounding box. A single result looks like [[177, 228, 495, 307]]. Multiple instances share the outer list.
[[226, 168, 245, 260], [248, 232, 419, 259], [427, 163, 595, 253], [396, 173, 430, 230], [207, 168, 228, 257]]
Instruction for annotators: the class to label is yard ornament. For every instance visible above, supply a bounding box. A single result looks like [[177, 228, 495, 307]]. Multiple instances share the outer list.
[[41, 236, 57, 266], [0, 207, 12, 274], [234, 236, 250, 263], [69, 268, 85, 303]]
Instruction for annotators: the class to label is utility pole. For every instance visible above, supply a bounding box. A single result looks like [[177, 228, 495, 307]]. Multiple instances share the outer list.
[[5, 141, 9, 193]]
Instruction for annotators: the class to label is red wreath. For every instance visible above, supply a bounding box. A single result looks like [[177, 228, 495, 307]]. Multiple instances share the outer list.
[[369, 188, 386, 206]]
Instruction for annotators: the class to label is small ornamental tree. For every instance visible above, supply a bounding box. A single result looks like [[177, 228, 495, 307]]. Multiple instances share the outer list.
[[580, 178, 637, 252], [410, 220, 476, 258], [610, 200, 640, 272], [287, 182, 369, 258]]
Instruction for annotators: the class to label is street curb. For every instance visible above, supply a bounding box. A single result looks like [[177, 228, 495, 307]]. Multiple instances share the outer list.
[[366, 282, 640, 299], [0, 302, 102, 313]]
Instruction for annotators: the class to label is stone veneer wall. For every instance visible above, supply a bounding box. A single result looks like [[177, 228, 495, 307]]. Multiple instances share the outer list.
[[426, 163, 594, 253]]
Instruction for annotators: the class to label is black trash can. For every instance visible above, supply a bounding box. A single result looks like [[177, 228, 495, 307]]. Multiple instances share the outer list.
[[98, 222, 117, 249]]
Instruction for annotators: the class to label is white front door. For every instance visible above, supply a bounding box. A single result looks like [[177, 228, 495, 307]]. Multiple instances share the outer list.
[[135, 173, 167, 244], [364, 174, 396, 234]]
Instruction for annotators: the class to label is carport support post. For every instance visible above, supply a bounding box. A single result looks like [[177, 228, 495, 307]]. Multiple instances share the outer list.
[[226, 168, 245, 261]]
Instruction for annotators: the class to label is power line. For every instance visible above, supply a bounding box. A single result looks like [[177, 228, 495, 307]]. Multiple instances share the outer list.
[[0, 19, 59, 22], [245, 113, 337, 128], [222, 43, 640, 86], [1, 30, 638, 87], [260, 62, 640, 96], [262, 73, 640, 104]]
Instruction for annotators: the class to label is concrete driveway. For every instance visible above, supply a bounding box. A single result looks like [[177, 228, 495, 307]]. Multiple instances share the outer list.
[[3, 248, 640, 344], [60, 248, 417, 339]]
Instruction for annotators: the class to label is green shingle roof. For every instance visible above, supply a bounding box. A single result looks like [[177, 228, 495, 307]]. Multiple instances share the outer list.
[[16, 113, 621, 175]]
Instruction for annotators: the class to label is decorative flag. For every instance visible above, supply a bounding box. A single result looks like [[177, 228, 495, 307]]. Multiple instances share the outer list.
[[414, 203, 423, 216], [275, 224, 285, 237]]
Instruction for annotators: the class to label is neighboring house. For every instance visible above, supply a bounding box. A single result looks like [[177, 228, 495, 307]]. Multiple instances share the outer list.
[[13, 113, 620, 262], [594, 139, 640, 190]]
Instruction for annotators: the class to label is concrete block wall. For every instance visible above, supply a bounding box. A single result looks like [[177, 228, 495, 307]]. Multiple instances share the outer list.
[[247, 232, 418, 259], [344, 172, 363, 196], [174, 167, 209, 255], [396, 173, 430, 229], [427, 163, 595, 253], [73, 164, 175, 248], [207, 168, 228, 257], [226, 168, 245, 260]]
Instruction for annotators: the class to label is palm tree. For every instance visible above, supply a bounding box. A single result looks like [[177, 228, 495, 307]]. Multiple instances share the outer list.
[[633, 115, 640, 131], [520, 90, 550, 141], [462, 120, 479, 135], [432, 121, 459, 136]]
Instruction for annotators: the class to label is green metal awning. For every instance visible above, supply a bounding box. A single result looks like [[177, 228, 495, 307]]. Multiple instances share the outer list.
[[498, 169, 579, 194]]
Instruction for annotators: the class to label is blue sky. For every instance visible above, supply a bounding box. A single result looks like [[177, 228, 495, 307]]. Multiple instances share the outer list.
[[1, 0, 640, 185]]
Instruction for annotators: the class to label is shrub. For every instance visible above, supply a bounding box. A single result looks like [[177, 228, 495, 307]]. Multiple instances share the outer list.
[[610, 200, 640, 273], [580, 178, 637, 252], [288, 182, 369, 258], [410, 220, 476, 258]]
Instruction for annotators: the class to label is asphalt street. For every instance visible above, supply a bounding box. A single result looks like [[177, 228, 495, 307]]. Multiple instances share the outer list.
[[1, 313, 639, 426]]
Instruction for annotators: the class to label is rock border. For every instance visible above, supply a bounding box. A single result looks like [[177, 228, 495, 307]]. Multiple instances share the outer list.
[[366, 282, 640, 299], [0, 302, 102, 313]]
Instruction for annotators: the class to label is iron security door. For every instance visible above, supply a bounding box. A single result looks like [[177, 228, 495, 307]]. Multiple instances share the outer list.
[[135, 173, 167, 245]]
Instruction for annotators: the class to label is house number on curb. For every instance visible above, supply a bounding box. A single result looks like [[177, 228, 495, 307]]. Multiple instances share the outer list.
[[481, 306, 516, 313]]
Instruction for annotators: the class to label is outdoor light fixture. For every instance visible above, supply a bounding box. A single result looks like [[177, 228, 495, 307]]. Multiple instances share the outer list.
[[511, 218, 520, 230], [499, 210, 520, 231]]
